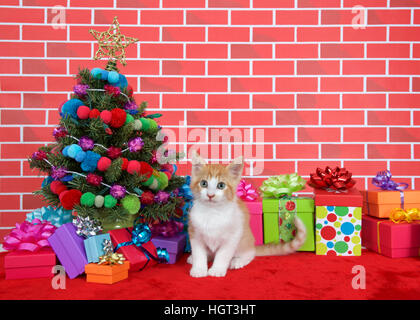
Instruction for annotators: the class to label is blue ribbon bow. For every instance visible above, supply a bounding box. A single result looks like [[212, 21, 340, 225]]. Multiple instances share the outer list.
[[26, 206, 72, 228], [174, 175, 193, 252]]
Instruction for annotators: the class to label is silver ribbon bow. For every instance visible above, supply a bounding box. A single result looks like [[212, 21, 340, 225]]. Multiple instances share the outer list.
[[72, 216, 102, 238]]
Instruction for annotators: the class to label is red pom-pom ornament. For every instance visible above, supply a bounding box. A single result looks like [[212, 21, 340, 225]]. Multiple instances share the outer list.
[[76, 105, 90, 119], [107, 146, 122, 159], [59, 189, 82, 210], [139, 162, 153, 179], [86, 173, 103, 187], [110, 108, 127, 128], [127, 160, 141, 175], [50, 180, 67, 195], [89, 109, 100, 119], [121, 157, 129, 171], [97, 157, 112, 171], [100, 110, 112, 124], [140, 191, 155, 205]]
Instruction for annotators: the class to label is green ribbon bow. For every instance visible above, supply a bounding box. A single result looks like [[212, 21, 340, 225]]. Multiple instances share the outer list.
[[259, 173, 306, 198]]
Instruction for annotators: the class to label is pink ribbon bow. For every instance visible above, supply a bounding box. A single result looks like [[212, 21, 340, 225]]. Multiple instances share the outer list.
[[236, 179, 259, 201], [3, 218, 57, 252]]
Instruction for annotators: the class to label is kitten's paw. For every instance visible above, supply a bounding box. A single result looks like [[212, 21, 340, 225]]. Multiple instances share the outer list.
[[190, 267, 207, 278], [186, 255, 192, 265], [229, 257, 246, 270], [208, 266, 227, 277]]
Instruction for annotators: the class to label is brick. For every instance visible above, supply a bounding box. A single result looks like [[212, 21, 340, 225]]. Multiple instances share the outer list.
[[297, 60, 340, 75], [70, 0, 113, 6], [367, 43, 410, 58], [1, 76, 45, 92], [141, 44, 183, 58], [0, 25, 20, 40], [413, 78, 420, 92], [252, 161, 295, 176], [1, 110, 46, 125], [0, 42, 44, 58], [253, 94, 294, 109], [253, 61, 294, 75], [276, 110, 319, 125], [276, 44, 318, 58], [163, 27, 205, 42], [322, 110, 365, 125], [231, 78, 272, 92], [141, 77, 183, 92], [321, 43, 364, 58], [343, 27, 387, 41], [367, 77, 409, 92], [22, 25, 67, 41], [208, 94, 250, 109], [321, 10, 356, 25], [413, 111, 420, 125], [115, 61, 159, 75], [368, 144, 412, 159], [298, 161, 342, 176], [0, 196, 20, 210], [297, 94, 340, 109], [186, 10, 228, 25], [368, 9, 411, 24], [390, 128, 420, 142], [389, 94, 420, 108], [163, 60, 205, 75], [231, 10, 273, 25], [22, 60, 67, 75], [343, 128, 387, 142], [276, 77, 318, 92], [298, 0, 340, 7], [254, 0, 294, 7], [415, 10, 420, 24], [231, 44, 272, 59], [0, 94, 21, 108], [162, 94, 205, 108], [234, 144, 274, 160], [69, 59, 110, 74], [298, 127, 341, 142], [342, 94, 386, 108], [163, 0, 206, 7], [94, 10, 138, 25], [389, 61, 420, 75], [141, 10, 184, 25], [0, 59, 19, 74], [208, 0, 250, 8], [390, 0, 420, 7], [47, 8, 91, 24], [47, 42, 91, 58], [23, 127, 55, 142], [117, 0, 159, 7], [48, 111, 60, 125], [322, 144, 365, 159], [276, 144, 319, 159], [1, 144, 44, 160], [255, 128, 294, 142], [187, 78, 228, 92], [23, 93, 66, 109], [343, 60, 385, 75], [321, 77, 363, 92], [231, 111, 273, 125], [187, 144, 231, 161], [208, 27, 250, 42], [208, 61, 250, 75], [368, 111, 411, 126], [0, 212, 27, 226], [75, 26, 159, 42], [135, 94, 160, 108], [47, 76, 75, 92], [343, 0, 387, 7], [22, 194, 48, 210], [298, 27, 340, 42], [276, 10, 318, 25], [187, 111, 229, 125], [390, 161, 420, 176], [0, 128, 20, 142], [343, 161, 388, 176], [0, 8, 44, 23], [253, 27, 294, 42], [148, 110, 185, 126], [24, 0, 66, 5], [187, 44, 228, 58], [390, 27, 420, 41], [416, 145, 420, 159]]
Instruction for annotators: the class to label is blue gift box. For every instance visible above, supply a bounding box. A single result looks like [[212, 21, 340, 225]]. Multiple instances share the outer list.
[[84, 233, 111, 263]]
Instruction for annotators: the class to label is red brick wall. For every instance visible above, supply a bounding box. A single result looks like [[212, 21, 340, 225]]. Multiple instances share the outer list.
[[1, 0, 420, 236]]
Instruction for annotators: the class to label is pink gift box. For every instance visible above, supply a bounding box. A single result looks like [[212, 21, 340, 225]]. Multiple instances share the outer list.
[[245, 201, 263, 246]]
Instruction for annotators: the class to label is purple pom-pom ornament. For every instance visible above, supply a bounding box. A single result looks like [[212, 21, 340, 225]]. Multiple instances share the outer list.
[[53, 127, 68, 140], [51, 166, 67, 180], [154, 191, 170, 204], [128, 137, 144, 152], [124, 101, 138, 111], [78, 136, 94, 151], [110, 185, 127, 199], [73, 84, 89, 96]]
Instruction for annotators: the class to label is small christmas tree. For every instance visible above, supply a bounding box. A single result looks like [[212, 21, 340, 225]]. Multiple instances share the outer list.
[[29, 17, 185, 231]]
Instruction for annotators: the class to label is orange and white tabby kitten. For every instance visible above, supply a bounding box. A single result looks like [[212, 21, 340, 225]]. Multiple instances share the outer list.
[[187, 151, 307, 278]]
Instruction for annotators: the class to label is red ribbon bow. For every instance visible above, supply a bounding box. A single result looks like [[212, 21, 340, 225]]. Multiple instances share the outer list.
[[3, 218, 57, 252], [308, 166, 356, 191]]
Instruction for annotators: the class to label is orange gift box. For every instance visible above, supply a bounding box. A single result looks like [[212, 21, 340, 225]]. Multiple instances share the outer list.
[[361, 190, 420, 218], [85, 261, 130, 284]]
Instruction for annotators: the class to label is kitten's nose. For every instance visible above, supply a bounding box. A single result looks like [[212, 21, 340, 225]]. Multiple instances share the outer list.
[[207, 194, 215, 200]]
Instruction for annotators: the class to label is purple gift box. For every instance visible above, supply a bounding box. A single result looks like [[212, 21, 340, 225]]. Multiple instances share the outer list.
[[151, 233, 186, 264], [48, 223, 88, 279]]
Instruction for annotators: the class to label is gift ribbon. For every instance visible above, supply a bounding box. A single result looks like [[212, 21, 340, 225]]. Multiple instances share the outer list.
[[371, 170, 409, 210], [389, 208, 420, 224], [176, 175, 193, 252], [3, 219, 56, 252], [73, 216, 103, 238], [114, 223, 169, 270], [308, 166, 355, 192], [236, 179, 259, 201], [260, 174, 306, 198], [278, 197, 298, 243], [150, 220, 184, 238], [26, 206, 72, 228]]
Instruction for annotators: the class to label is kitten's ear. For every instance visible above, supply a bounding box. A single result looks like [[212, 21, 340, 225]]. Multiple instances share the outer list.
[[191, 149, 206, 176], [227, 156, 244, 180]]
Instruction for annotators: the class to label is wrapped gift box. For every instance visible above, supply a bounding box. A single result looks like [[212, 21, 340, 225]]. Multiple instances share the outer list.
[[4, 248, 56, 280], [362, 215, 420, 258], [244, 201, 263, 246], [361, 190, 420, 218], [109, 228, 158, 271], [262, 197, 315, 251], [48, 223, 88, 279], [315, 188, 363, 256], [84, 233, 111, 263], [151, 233, 186, 264], [85, 261, 130, 284]]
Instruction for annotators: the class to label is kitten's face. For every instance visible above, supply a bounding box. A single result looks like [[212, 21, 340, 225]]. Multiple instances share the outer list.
[[190, 153, 243, 205]]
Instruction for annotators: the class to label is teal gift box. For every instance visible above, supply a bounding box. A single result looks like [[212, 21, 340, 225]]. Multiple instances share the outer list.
[[84, 233, 111, 263]]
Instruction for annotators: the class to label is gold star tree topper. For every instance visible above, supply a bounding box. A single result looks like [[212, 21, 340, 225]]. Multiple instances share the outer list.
[[89, 16, 138, 71]]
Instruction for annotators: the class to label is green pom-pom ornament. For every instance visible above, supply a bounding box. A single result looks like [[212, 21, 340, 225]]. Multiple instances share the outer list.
[[148, 119, 158, 130], [125, 114, 134, 124], [95, 195, 104, 208], [158, 171, 168, 190], [104, 195, 118, 208], [121, 195, 141, 215], [80, 192, 95, 207]]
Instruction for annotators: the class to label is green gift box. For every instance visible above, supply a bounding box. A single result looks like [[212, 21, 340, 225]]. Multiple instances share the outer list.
[[262, 197, 315, 251]]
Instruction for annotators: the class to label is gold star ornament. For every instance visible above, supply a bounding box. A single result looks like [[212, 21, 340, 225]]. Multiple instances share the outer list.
[[89, 16, 138, 70]]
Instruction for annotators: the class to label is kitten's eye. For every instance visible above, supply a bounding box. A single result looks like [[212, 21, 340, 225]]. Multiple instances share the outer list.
[[217, 182, 226, 190], [200, 180, 208, 188]]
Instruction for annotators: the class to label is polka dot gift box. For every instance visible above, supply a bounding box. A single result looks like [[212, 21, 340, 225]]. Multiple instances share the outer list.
[[314, 188, 363, 256]]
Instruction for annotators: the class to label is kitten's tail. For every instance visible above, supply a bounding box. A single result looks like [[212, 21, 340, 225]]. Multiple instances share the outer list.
[[255, 216, 307, 256]]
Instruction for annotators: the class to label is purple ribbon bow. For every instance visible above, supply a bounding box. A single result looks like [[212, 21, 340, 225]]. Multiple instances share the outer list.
[[372, 170, 408, 191]]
